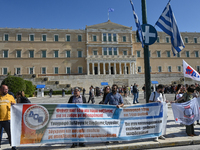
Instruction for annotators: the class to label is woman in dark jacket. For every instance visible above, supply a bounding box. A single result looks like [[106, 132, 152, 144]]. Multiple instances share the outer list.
[[16, 91, 31, 103]]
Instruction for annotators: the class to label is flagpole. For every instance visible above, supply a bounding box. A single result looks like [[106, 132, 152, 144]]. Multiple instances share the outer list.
[[108, 10, 109, 20]]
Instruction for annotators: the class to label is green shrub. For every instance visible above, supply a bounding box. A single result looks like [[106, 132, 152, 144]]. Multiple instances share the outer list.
[[24, 80, 35, 97], [1, 76, 26, 96]]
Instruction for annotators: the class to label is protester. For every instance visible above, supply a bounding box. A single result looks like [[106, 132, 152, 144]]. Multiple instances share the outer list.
[[16, 91, 31, 103], [142, 84, 146, 99], [82, 88, 86, 96], [132, 83, 139, 104], [99, 86, 110, 104], [0, 85, 16, 150], [62, 88, 66, 97], [49, 89, 53, 97], [68, 87, 86, 148], [149, 84, 168, 142], [171, 86, 197, 136], [88, 86, 95, 104]]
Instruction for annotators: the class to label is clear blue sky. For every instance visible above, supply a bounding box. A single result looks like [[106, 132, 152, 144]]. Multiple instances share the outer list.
[[0, 0, 199, 32]]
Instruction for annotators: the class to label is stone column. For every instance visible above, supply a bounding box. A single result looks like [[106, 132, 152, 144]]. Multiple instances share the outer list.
[[125, 63, 127, 74], [133, 62, 135, 74], [109, 62, 111, 75], [87, 62, 89, 75], [103, 62, 105, 75], [130, 63, 132, 74], [119, 62, 122, 75], [114, 62, 116, 75], [92, 63, 94, 75], [98, 62, 100, 75]]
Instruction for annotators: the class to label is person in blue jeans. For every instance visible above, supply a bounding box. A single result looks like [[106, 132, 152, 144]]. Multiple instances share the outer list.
[[132, 83, 139, 104]]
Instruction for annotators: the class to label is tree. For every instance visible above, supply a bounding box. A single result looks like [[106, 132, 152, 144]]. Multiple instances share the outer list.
[[24, 80, 35, 97]]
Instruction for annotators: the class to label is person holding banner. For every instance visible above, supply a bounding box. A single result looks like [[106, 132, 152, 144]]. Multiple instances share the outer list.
[[149, 84, 168, 142], [68, 87, 86, 148]]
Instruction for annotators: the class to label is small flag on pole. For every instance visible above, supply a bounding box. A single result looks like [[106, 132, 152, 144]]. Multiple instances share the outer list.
[[183, 60, 200, 81], [156, 2, 185, 56], [130, 0, 144, 48], [108, 8, 114, 12]]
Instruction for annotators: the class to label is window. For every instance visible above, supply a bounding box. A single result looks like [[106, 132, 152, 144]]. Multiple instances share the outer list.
[[136, 51, 141, 57], [29, 67, 33, 74], [42, 35, 46, 41], [42, 50, 46, 58], [66, 35, 70, 42], [166, 51, 171, 57], [2, 68, 7, 75], [186, 51, 190, 57], [66, 50, 70, 58], [16, 50, 21, 58], [29, 50, 34, 58], [93, 35, 97, 42], [78, 35, 82, 42], [93, 51, 97, 55], [54, 67, 58, 74], [166, 37, 169, 43], [168, 66, 172, 72], [4, 34, 8, 41], [54, 50, 59, 58], [150, 66, 152, 72], [138, 66, 141, 73], [158, 66, 162, 72], [157, 51, 161, 57], [103, 47, 107, 55], [185, 37, 188, 43], [108, 33, 112, 42], [78, 67, 83, 74], [16, 68, 21, 75], [194, 37, 197, 43], [113, 34, 117, 42], [78, 51, 82, 57], [29, 34, 34, 41], [157, 36, 160, 43], [177, 52, 180, 57], [109, 48, 112, 55], [197, 66, 200, 72], [3, 50, 8, 58], [123, 51, 127, 55], [136, 36, 140, 42], [103, 33, 107, 42], [17, 34, 21, 41], [41, 67, 46, 74], [54, 35, 59, 41], [114, 48, 117, 55], [178, 66, 181, 72], [195, 51, 199, 57], [66, 67, 70, 74], [123, 36, 126, 42]]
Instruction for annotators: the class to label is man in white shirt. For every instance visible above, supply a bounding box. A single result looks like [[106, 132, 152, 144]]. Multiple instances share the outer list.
[[149, 84, 168, 142]]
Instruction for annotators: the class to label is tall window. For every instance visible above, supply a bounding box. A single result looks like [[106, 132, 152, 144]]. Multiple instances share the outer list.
[[29, 67, 33, 74], [16, 68, 21, 75], [157, 36, 160, 43], [103, 47, 107, 55], [185, 37, 188, 43], [150, 66, 152, 72], [114, 48, 117, 55], [17, 34, 21, 41], [123, 36, 126, 42], [113, 34, 117, 42], [54, 35, 59, 42], [54, 67, 58, 74], [66, 50, 70, 58], [166, 51, 171, 57], [42, 67, 46, 74], [54, 50, 59, 58], [166, 37, 169, 43], [136, 36, 139, 42], [29, 50, 34, 58], [158, 66, 162, 72], [2, 68, 7, 75], [66, 67, 70, 74], [3, 50, 8, 58], [177, 52, 180, 57], [42, 50, 46, 58], [123, 51, 127, 55], [197, 66, 200, 72], [93, 35, 97, 42], [42, 35, 46, 41], [78, 67, 83, 74], [16, 50, 21, 58], [93, 51, 97, 55], [78, 51, 82, 57], [66, 35, 70, 42], [186, 51, 190, 57], [138, 66, 141, 73], [108, 33, 112, 42], [78, 35, 82, 42], [29, 34, 34, 41], [168, 66, 172, 72], [157, 51, 161, 57], [194, 37, 197, 43], [178, 66, 181, 72], [136, 51, 141, 57], [195, 51, 199, 57], [103, 33, 107, 42], [109, 48, 112, 55], [4, 34, 8, 41]]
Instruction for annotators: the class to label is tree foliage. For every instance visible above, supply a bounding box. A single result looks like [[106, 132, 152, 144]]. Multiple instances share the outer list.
[[24, 80, 35, 97]]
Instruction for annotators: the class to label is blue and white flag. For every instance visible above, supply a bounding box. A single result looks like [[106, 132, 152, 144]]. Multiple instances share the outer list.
[[108, 8, 114, 12], [156, 2, 185, 56], [130, 0, 144, 48]]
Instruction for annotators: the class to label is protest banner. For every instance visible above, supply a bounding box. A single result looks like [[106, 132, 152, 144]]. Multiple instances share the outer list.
[[171, 97, 200, 125], [11, 102, 167, 146]]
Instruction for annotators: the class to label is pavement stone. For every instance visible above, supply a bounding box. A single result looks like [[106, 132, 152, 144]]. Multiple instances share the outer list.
[[1, 93, 200, 150]]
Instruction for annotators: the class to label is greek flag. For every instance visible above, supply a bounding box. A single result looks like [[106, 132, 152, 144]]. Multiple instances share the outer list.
[[130, 0, 144, 48], [108, 8, 114, 12], [156, 2, 185, 56]]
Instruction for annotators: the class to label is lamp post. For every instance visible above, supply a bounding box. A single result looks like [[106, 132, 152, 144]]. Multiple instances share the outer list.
[[141, 0, 151, 103]]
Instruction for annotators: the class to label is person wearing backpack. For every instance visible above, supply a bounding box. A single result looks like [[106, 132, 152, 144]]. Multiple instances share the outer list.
[[149, 84, 168, 142]]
